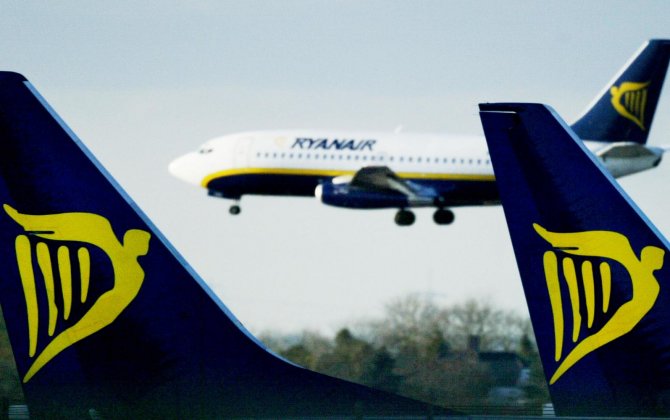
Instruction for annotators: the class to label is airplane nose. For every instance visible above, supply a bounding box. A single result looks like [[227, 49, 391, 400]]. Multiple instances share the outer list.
[[168, 153, 205, 187]]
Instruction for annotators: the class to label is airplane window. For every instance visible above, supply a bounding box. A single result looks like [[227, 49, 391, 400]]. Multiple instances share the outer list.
[[323, 154, 328, 159], [256, 152, 261, 158], [354, 155, 360, 161], [297, 153, 302, 159], [264, 152, 269, 158], [314, 154, 319, 160], [306, 154, 311, 159], [460, 158, 465, 164], [389, 156, 394, 162], [370, 156, 376, 161], [452, 158, 457, 164], [408, 157, 413, 163], [486, 159, 490, 165], [399, 157, 404, 162], [417, 157, 422, 163], [347, 155, 351, 160], [469, 159, 473, 164], [281, 153, 286, 158], [338, 155, 343, 160], [273, 153, 277, 158], [379, 156, 384, 162], [477, 159, 481, 165], [289, 153, 294, 159]]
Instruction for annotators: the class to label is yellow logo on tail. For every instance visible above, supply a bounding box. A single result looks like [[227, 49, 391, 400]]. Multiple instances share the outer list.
[[610, 81, 650, 130], [4, 204, 151, 383], [534, 223, 663, 385]]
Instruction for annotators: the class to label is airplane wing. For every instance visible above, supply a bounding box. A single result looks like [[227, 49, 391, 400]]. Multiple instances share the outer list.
[[350, 166, 422, 196]]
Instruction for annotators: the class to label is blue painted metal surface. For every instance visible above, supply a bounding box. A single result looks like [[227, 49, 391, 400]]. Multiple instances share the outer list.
[[571, 39, 670, 144], [0, 72, 448, 418], [480, 102, 670, 417]]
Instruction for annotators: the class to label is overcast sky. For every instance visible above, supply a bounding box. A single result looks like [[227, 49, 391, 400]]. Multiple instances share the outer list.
[[3, 1, 670, 335]]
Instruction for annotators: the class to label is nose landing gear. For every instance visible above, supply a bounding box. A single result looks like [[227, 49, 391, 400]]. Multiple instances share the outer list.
[[229, 202, 241, 215]]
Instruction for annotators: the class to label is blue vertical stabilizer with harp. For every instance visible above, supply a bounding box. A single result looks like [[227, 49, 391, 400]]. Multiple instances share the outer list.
[[0, 71, 449, 418], [480, 102, 670, 417]]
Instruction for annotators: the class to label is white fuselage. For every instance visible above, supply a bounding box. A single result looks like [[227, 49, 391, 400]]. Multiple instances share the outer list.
[[169, 129, 662, 209], [172, 131, 496, 185]]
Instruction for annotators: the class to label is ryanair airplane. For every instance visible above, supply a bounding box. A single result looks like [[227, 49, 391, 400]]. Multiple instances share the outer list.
[[480, 102, 670, 417], [0, 72, 454, 417], [171, 39, 670, 226]]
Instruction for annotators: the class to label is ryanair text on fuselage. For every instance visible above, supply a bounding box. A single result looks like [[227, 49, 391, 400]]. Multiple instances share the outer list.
[[291, 137, 376, 151]]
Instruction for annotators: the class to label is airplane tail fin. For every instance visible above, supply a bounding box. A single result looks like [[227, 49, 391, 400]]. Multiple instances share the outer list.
[[0, 72, 446, 418], [480, 102, 670, 417], [570, 39, 670, 144]]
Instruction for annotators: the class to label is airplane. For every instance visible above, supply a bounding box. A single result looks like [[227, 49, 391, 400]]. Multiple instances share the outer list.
[[170, 39, 670, 226], [479, 102, 670, 417], [3, 73, 668, 418], [0, 72, 457, 417]]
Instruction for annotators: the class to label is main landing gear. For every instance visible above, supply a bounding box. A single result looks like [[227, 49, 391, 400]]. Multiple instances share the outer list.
[[229, 202, 241, 215], [433, 208, 455, 225], [394, 208, 455, 226], [395, 209, 416, 226]]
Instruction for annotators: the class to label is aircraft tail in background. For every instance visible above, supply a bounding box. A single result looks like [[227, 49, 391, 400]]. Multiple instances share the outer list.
[[0, 71, 449, 418], [570, 39, 670, 144], [480, 102, 670, 417]]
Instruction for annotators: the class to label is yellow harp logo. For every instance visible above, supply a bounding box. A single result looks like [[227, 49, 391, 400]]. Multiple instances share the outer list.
[[610, 81, 650, 130], [534, 223, 664, 385], [5, 204, 151, 383]]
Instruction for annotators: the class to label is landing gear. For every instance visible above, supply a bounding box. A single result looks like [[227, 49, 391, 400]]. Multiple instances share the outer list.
[[394, 208, 454, 226], [229, 204, 241, 215], [433, 208, 455, 225], [395, 209, 415, 226]]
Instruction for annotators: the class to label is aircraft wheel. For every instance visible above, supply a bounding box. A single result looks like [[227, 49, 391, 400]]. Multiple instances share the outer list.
[[229, 204, 241, 215], [433, 208, 454, 225], [395, 209, 415, 226]]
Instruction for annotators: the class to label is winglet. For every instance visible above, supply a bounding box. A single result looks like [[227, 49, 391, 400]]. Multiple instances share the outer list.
[[480, 102, 670, 417]]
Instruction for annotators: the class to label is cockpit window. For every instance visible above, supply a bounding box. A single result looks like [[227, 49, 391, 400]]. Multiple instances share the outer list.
[[198, 147, 213, 154]]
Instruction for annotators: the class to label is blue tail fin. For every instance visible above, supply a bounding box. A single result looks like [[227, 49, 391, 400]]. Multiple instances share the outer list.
[[570, 39, 670, 144], [0, 72, 448, 418], [479, 102, 670, 417]]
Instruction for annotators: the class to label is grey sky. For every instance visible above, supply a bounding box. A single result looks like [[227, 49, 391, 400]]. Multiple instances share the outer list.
[[3, 1, 670, 335]]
